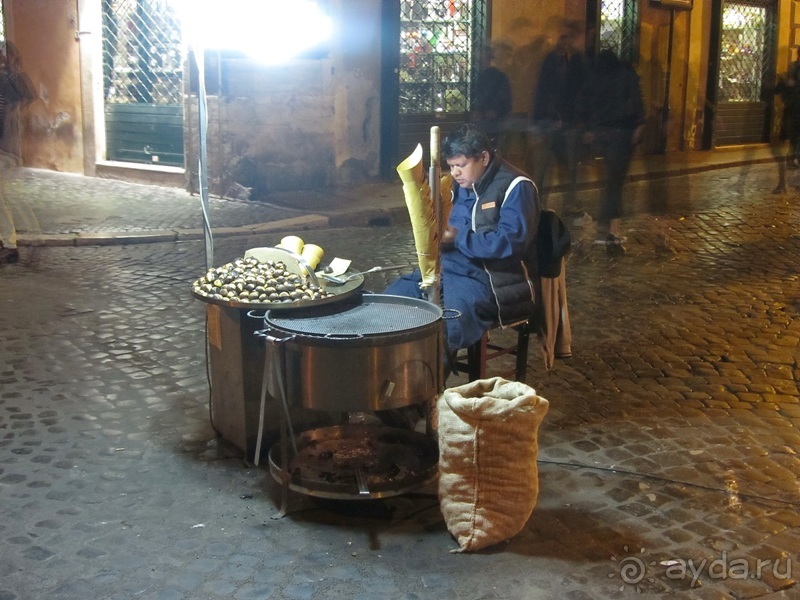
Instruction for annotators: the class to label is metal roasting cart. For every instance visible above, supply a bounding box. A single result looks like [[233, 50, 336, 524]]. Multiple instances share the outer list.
[[257, 293, 443, 514], [192, 247, 365, 462], [193, 248, 443, 516], [194, 126, 446, 513]]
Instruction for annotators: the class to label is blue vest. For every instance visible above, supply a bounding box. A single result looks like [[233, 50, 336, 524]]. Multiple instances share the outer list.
[[453, 157, 540, 326]]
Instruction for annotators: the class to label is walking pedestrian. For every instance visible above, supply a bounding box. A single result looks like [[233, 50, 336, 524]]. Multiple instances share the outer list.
[[575, 47, 645, 255], [527, 19, 589, 219], [470, 42, 513, 154], [772, 48, 800, 194], [0, 41, 33, 265]]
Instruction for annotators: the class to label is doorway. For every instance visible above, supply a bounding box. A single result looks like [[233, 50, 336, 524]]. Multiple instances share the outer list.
[[381, 0, 487, 176], [101, 0, 184, 167], [704, 0, 777, 147]]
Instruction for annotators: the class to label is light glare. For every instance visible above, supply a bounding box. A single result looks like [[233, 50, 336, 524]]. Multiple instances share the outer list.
[[171, 0, 332, 64]]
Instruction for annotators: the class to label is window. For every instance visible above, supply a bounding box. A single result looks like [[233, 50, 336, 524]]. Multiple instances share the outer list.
[[102, 0, 183, 104], [718, 1, 768, 102], [398, 0, 486, 114], [594, 0, 639, 63]]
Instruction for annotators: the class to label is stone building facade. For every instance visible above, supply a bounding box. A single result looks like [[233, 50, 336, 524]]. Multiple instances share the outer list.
[[2, 0, 799, 201]]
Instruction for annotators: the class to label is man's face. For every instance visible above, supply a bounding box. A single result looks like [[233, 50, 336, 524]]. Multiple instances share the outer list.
[[446, 151, 490, 189]]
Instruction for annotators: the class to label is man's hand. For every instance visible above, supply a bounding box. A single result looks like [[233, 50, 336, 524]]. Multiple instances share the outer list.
[[440, 225, 457, 251]]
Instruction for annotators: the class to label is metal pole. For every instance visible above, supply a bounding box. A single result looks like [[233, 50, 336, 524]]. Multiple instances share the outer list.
[[659, 8, 675, 154], [193, 45, 214, 270], [428, 126, 441, 306]]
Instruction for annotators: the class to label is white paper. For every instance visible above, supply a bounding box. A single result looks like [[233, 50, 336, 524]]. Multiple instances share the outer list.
[[324, 257, 351, 277]]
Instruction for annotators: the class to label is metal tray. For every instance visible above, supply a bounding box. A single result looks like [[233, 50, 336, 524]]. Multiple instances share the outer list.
[[191, 272, 364, 311], [269, 425, 438, 500]]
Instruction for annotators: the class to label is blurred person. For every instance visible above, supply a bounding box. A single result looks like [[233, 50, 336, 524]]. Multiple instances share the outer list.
[[575, 48, 645, 255], [527, 19, 589, 219], [0, 41, 33, 265], [470, 42, 513, 154], [385, 124, 541, 357], [771, 48, 800, 194]]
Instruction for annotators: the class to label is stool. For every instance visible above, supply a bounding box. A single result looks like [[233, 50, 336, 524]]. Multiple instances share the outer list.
[[454, 322, 533, 382]]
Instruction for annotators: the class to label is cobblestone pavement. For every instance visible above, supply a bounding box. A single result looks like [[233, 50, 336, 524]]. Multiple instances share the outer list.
[[1, 162, 800, 599], [4, 169, 303, 235]]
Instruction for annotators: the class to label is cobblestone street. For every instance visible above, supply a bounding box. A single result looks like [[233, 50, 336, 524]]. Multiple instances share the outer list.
[[1, 160, 799, 599]]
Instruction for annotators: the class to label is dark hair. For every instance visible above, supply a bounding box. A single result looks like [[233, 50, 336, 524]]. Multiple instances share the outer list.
[[442, 124, 493, 160]]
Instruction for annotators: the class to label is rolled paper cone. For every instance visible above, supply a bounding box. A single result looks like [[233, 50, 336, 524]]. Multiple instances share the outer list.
[[397, 143, 438, 287], [301, 244, 324, 269], [278, 235, 304, 255]]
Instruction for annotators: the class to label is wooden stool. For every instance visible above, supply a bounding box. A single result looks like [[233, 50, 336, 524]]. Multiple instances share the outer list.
[[455, 322, 533, 382]]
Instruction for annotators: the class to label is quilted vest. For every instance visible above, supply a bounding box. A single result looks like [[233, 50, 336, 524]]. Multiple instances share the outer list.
[[454, 157, 540, 327]]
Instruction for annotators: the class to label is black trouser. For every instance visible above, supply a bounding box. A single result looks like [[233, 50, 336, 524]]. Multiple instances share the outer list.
[[591, 126, 634, 227]]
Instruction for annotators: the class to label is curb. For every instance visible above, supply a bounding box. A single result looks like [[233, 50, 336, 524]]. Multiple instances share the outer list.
[[13, 153, 777, 249], [17, 213, 334, 249], [327, 206, 411, 229]]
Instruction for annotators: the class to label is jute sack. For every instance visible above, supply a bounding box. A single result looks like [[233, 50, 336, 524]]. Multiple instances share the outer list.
[[437, 377, 549, 553]]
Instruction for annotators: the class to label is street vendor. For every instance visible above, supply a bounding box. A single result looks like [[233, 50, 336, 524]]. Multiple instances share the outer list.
[[386, 124, 542, 357]]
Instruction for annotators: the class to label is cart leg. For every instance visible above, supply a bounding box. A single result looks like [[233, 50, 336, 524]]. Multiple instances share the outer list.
[[271, 410, 290, 520]]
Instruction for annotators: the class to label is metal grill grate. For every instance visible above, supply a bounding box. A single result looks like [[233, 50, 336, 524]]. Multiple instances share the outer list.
[[719, 2, 767, 103], [102, 0, 183, 104], [398, 0, 486, 114], [265, 296, 441, 337]]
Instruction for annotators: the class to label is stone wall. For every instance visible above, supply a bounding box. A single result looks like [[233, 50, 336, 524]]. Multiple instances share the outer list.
[[185, 0, 382, 200], [6, 0, 84, 173], [6, 0, 798, 193], [186, 59, 336, 200]]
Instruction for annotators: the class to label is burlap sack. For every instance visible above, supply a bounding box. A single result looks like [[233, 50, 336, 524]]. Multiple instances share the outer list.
[[437, 377, 549, 552]]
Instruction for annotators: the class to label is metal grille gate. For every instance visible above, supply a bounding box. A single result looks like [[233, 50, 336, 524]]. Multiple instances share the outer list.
[[590, 0, 639, 63], [712, 0, 776, 146], [398, 0, 484, 114], [395, 0, 487, 162], [101, 0, 184, 166], [719, 1, 769, 103]]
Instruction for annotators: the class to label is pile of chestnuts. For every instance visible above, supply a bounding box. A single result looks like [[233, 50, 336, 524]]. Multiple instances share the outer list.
[[192, 256, 332, 304]]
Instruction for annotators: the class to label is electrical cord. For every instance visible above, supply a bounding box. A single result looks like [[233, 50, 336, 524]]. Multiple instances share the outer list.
[[537, 458, 800, 509], [291, 457, 800, 523]]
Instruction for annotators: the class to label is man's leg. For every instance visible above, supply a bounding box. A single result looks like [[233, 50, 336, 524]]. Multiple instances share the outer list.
[[561, 128, 585, 217], [601, 129, 634, 255], [527, 128, 555, 207], [384, 270, 425, 298], [0, 153, 19, 263]]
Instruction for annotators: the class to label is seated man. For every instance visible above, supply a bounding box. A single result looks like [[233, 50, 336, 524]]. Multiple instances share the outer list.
[[386, 124, 542, 358]]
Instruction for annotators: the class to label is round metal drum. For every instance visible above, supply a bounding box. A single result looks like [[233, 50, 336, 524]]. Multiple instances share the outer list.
[[264, 293, 442, 343], [262, 294, 443, 411]]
